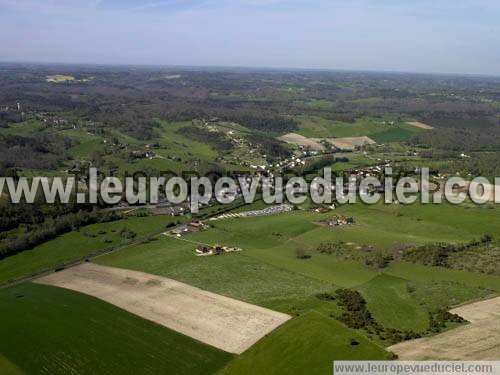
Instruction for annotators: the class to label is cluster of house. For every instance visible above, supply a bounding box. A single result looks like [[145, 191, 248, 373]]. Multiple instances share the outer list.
[[312, 204, 336, 213], [195, 244, 242, 256], [130, 149, 156, 160], [0, 106, 78, 130], [170, 221, 207, 236], [281, 150, 320, 170], [321, 216, 355, 227], [33, 112, 79, 130], [381, 120, 397, 126]]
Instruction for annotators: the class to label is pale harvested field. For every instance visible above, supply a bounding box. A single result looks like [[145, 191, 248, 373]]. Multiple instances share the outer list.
[[35, 263, 291, 354], [314, 136, 376, 151], [278, 133, 324, 151], [389, 296, 500, 360], [407, 121, 434, 129]]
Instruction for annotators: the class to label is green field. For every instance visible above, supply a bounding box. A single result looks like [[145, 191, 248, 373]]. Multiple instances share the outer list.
[[296, 115, 422, 141], [0, 215, 179, 285], [369, 127, 417, 143], [386, 261, 500, 291], [152, 121, 218, 162], [358, 274, 429, 332], [221, 312, 389, 375], [66, 132, 104, 159], [0, 283, 232, 375]]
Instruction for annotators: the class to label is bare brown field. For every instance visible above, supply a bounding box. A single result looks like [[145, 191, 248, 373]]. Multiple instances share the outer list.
[[279, 133, 376, 152], [388, 296, 500, 360], [407, 121, 434, 130], [35, 263, 291, 354], [278, 132, 324, 151], [314, 136, 376, 151]]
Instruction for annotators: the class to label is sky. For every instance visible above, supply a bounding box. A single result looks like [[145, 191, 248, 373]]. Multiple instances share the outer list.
[[0, 0, 499, 75]]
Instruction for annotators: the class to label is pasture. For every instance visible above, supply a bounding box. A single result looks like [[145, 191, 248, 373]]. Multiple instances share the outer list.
[[358, 274, 429, 332], [221, 312, 389, 375], [96, 235, 333, 306]]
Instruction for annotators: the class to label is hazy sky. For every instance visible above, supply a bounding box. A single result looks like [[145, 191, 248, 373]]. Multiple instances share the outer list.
[[1, 0, 499, 75]]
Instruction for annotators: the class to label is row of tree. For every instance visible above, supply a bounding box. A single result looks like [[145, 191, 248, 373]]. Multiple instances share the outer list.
[[0, 210, 122, 260]]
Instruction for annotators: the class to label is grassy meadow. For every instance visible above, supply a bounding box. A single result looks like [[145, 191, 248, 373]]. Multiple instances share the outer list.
[[0, 215, 180, 285]]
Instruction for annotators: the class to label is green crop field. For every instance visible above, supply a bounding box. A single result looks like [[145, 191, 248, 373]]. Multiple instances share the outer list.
[[221, 312, 389, 375], [0, 283, 232, 375]]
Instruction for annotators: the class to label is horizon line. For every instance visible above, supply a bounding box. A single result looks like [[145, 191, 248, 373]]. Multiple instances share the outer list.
[[1, 60, 500, 79]]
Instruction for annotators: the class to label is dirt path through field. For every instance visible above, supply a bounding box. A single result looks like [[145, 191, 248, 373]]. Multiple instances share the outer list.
[[407, 121, 434, 129], [388, 296, 500, 360], [35, 263, 291, 354]]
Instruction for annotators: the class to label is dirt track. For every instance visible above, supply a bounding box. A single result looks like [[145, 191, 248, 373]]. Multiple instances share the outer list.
[[388, 296, 500, 360], [407, 121, 434, 130], [35, 263, 291, 354]]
